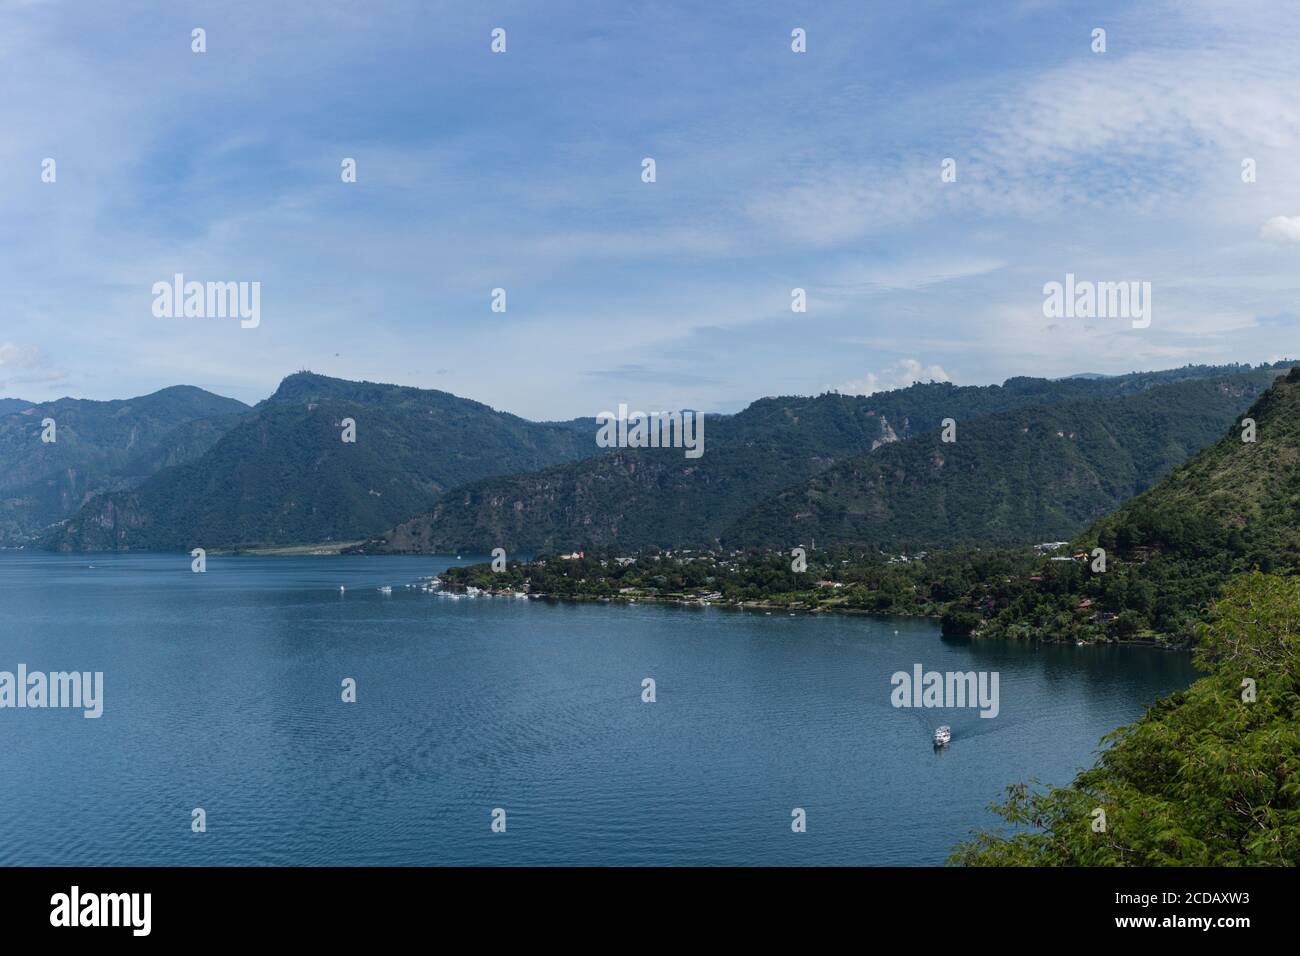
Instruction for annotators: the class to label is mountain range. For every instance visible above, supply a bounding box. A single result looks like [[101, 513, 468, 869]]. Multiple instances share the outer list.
[[44, 373, 597, 552], [5, 361, 1291, 556], [0, 386, 248, 545], [358, 366, 1286, 554], [722, 373, 1275, 550]]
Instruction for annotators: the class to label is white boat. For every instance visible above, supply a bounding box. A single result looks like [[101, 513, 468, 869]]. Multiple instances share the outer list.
[[378, 585, 392, 594], [933, 725, 952, 747]]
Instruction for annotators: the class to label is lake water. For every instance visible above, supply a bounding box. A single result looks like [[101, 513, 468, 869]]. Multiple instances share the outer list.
[[0, 553, 1196, 866]]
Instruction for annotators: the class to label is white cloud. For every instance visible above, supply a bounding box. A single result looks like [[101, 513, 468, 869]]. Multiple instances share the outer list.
[[833, 359, 951, 396], [0, 342, 40, 369], [1259, 216, 1300, 244], [0, 342, 66, 393]]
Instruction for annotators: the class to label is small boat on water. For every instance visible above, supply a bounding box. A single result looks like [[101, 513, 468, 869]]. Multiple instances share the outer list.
[[378, 585, 393, 594], [933, 725, 952, 747]]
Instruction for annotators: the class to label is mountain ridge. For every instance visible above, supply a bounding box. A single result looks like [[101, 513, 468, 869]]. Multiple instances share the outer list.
[[721, 372, 1280, 550], [46, 373, 601, 551], [30, 361, 1296, 555], [0, 385, 249, 544], [358, 365, 1290, 555], [962, 366, 1300, 642]]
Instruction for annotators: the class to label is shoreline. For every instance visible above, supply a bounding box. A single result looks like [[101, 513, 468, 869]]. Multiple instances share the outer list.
[[1, 550, 1194, 652], [210, 541, 367, 556], [436, 581, 1194, 650]]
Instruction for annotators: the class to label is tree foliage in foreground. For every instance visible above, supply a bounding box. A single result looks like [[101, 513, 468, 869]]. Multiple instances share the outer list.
[[952, 572, 1300, 865]]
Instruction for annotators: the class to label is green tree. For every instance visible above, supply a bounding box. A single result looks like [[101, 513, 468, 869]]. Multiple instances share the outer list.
[[952, 572, 1300, 866]]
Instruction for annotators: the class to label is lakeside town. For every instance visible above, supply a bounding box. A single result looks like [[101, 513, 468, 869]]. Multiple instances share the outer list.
[[431, 541, 1150, 643]]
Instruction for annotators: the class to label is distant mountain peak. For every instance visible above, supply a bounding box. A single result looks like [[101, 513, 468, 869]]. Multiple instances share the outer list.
[[265, 371, 474, 410]]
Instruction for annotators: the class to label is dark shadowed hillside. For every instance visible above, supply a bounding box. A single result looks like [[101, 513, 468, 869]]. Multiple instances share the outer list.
[[722, 372, 1279, 550], [46, 373, 600, 551], [0, 386, 248, 544], [357, 365, 1284, 554]]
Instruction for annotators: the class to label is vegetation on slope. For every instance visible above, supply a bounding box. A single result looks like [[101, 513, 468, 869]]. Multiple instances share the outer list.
[[723, 373, 1275, 550], [0, 386, 248, 544], [963, 366, 1300, 644], [362, 365, 1283, 555], [953, 572, 1300, 866], [47, 373, 599, 551]]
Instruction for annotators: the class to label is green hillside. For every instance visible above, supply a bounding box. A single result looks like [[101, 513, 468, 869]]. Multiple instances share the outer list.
[[722, 372, 1278, 550], [967, 366, 1300, 643], [46, 373, 599, 551], [0, 385, 248, 544], [360, 366, 1283, 555], [953, 571, 1300, 865]]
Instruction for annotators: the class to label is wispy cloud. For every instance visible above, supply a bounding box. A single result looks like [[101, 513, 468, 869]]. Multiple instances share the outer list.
[[0, 341, 66, 393], [2, 0, 1298, 415]]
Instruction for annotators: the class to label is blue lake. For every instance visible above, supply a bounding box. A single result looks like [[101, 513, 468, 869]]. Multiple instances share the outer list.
[[0, 553, 1196, 865]]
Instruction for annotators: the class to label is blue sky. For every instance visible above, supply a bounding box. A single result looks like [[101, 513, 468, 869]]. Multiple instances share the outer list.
[[1, 0, 1298, 418]]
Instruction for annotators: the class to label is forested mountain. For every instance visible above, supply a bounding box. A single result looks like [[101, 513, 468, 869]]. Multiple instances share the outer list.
[[29, 362, 1295, 555], [0, 386, 248, 544], [359, 365, 1286, 555], [46, 373, 600, 551], [722, 372, 1279, 550], [0, 398, 33, 416], [964, 366, 1300, 643], [356, 393, 896, 555]]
